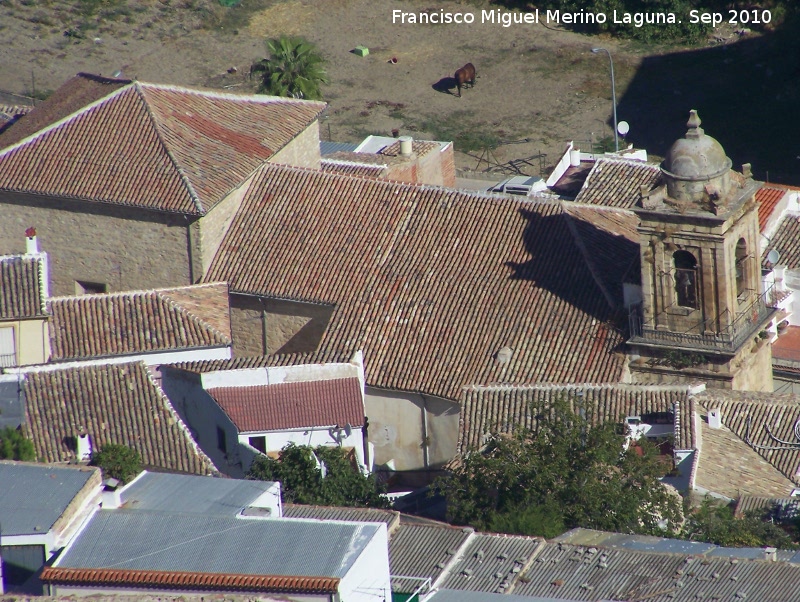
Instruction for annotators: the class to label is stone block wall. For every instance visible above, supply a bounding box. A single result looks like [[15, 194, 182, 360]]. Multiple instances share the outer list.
[[0, 193, 193, 296], [269, 121, 322, 169]]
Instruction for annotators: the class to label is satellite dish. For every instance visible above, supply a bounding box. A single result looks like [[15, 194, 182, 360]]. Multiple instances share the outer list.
[[344, 423, 353, 437], [617, 121, 630, 136], [767, 249, 781, 266]]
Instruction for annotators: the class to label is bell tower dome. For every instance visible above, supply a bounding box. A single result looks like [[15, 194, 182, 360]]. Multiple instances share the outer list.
[[628, 110, 776, 391]]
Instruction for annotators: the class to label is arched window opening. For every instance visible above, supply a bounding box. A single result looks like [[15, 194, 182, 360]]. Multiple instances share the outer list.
[[674, 250, 698, 309], [735, 238, 748, 299]]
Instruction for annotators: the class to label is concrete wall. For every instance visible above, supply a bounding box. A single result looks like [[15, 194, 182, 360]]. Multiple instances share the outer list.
[[0, 319, 50, 366], [269, 121, 322, 170], [339, 523, 391, 602], [229, 294, 334, 357], [365, 387, 459, 483], [0, 193, 193, 296]]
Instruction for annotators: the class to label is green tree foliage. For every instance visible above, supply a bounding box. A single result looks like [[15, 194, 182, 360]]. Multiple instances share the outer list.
[[250, 36, 329, 100], [0, 426, 35, 461], [683, 498, 798, 549], [247, 443, 389, 508], [90, 443, 142, 484], [432, 398, 682, 537]]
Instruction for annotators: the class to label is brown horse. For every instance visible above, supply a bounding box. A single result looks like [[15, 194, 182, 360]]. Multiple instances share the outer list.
[[454, 63, 476, 97]]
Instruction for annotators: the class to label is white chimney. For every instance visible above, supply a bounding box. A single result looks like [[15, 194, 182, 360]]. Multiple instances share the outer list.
[[764, 547, 777, 562], [708, 409, 722, 429], [399, 136, 413, 156], [569, 149, 581, 167], [77, 433, 92, 461], [25, 227, 38, 255], [101, 477, 122, 508]]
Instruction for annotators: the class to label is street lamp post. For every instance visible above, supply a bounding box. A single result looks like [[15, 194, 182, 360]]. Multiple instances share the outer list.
[[591, 47, 618, 153]]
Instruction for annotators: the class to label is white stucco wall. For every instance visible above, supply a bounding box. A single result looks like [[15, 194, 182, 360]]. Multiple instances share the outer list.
[[338, 522, 391, 602], [239, 426, 366, 470]]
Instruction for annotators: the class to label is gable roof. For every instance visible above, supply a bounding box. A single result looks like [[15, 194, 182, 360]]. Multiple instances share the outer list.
[[205, 164, 626, 400], [321, 158, 388, 179], [0, 74, 325, 215], [48, 283, 231, 361], [207, 377, 364, 432], [459, 383, 694, 455], [0, 253, 47, 320], [763, 213, 800, 269], [23, 362, 217, 475], [692, 389, 800, 488], [0, 461, 100, 536], [757, 185, 789, 231], [573, 157, 662, 208], [170, 348, 356, 374]]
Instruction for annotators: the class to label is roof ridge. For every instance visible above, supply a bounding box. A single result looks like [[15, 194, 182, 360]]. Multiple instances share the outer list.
[[594, 155, 660, 169], [48, 282, 226, 302], [0, 84, 135, 162], [142, 363, 220, 474], [155, 289, 231, 346], [138, 81, 327, 108], [463, 382, 695, 393], [134, 82, 204, 215], [562, 201, 637, 214], [321, 157, 389, 167]]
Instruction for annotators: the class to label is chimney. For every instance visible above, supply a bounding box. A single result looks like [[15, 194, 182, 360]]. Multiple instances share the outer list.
[[25, 227, 38, 255], [708, 409, 722, 429], [399, 136, 413, 156], [764, 547, 777, 562], [76, 433, 92, 461], [101, 477, 122, 508], [742, 163, 752, 178]]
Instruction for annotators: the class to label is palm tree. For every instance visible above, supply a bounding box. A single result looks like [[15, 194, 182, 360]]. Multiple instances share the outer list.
[[250, 36, 329, 101]]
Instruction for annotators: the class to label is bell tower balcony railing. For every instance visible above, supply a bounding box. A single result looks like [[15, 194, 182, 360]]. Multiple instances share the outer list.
[[628, 284, 778, 355]]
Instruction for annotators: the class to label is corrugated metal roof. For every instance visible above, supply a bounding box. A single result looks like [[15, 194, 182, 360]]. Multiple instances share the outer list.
[[614, 536, 716, 555], [426, 589, 576, 602], [121, 471, 276, 515], [57, 509, 380, 578], [389, 524, 473, 593], [0, 462, 98, 536], [436, 533, 543, 594], [320, 141, 359, 155], [283, 504, 400, 530]]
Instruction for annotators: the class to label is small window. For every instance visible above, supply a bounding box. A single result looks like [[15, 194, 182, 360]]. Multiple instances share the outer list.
[[249, 436, 267, 454], [735, 238, 748, 299], [216, 426, 227, 453], [673, 250, 699, 309], [0, 326, 16, 367], [75, 281, 108, 295]]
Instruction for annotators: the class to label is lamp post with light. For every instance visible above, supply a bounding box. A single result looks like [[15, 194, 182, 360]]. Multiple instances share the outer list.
[[591, 47, 619, 152]]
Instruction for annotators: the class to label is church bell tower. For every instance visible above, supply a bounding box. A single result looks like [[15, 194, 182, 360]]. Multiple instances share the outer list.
[[628, 110, 776, 391]]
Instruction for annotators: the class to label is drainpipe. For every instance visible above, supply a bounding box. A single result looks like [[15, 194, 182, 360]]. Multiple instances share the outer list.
[[421, 396, 430, 469]]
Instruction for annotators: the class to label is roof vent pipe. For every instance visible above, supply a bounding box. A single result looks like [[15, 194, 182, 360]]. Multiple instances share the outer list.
[[77, 433, 92, 461], [569, 149, 581, 167], [25, 227, 38, 255], [399, 136, 413, 156]]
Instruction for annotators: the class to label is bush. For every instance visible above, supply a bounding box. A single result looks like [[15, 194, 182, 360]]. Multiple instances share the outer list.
[[0, 426, 35, 461], [90, 443, 141, 483]]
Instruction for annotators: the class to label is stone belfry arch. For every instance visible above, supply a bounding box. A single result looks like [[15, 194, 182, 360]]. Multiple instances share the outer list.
[[628, 110, 776, 391]]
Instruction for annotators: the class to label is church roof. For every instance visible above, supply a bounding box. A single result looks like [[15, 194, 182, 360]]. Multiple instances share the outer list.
[[205, 163, 627, 401]]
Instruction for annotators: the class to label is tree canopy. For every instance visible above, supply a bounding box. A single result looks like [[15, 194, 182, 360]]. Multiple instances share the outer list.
[[432, 398, 683, 537], [250, 36, 329, 100], [0, 426, 35, 461], [247, 443, 389, 508], [90, 443, 142, 484]]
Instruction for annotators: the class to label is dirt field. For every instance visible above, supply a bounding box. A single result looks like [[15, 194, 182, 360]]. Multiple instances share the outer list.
[[0, 0, 796, 179]]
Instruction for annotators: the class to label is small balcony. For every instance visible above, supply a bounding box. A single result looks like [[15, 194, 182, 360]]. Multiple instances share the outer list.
[[628, 285, 779, 356]]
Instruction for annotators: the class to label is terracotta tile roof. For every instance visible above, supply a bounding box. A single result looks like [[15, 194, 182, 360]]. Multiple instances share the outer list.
[[379, 140, 439, 157], [0, 73, 129, 148], [459, 383, 694, 455], [735, 495, 800, 518], [24, 362, 217, 475], [321, 158, 388, 178], [549, 160, 593, 198], [0, 254, 47, 320], [0, 75, 325, 215], [170, 349, 355, 374], [207, 377, 364, 432], [205, 164, 626, 400], [693, 408, 796, 499], [573, 157, 662, 208], [48, 284, 231, 361], [694, 389, 800, 486], [323, 150, 391, 165], [562, 204, 641, 306], [757, 185, 788, 231], [771, 325, 800, 363], [763, 213, 800, 269], [40, 567, 339, 594]]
